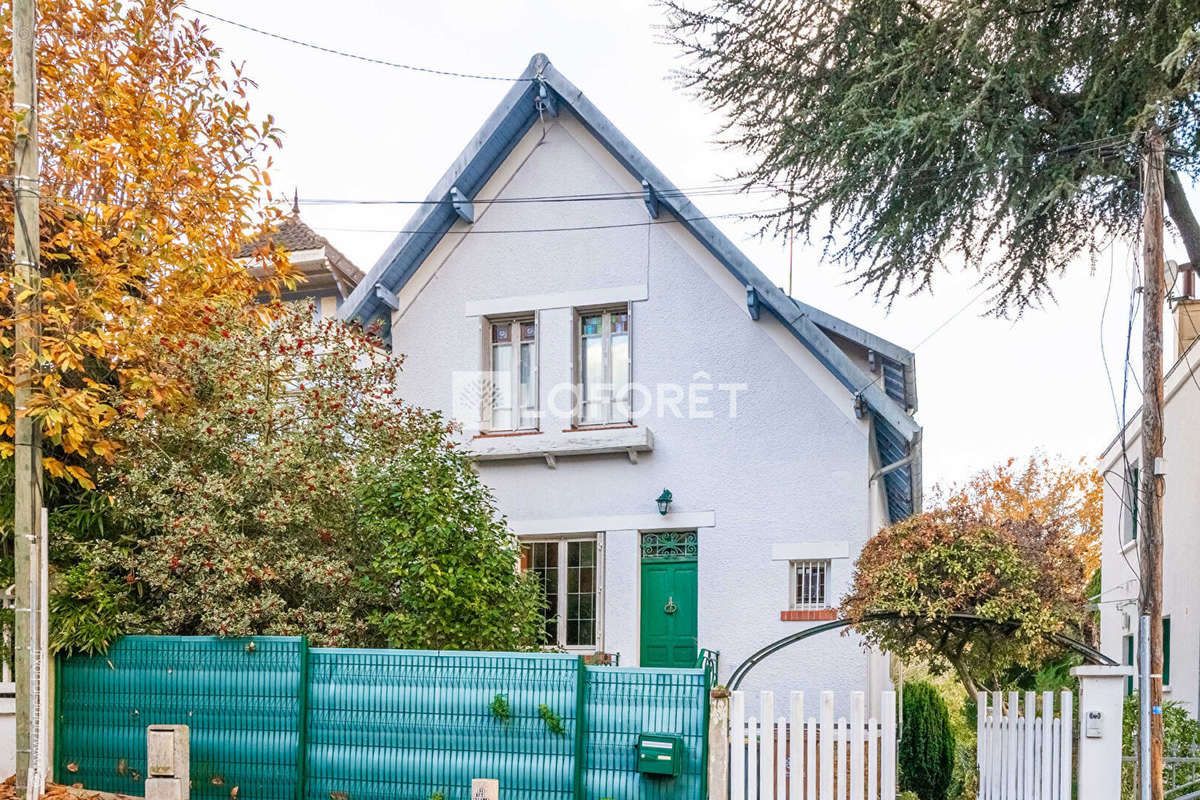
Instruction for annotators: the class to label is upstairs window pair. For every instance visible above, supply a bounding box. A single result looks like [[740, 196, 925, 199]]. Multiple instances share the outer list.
[[486, 306, 630, 432]]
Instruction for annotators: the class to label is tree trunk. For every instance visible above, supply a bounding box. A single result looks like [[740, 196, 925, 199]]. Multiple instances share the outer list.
[[946, 653, 979, 701], [1164, 169, 1200, 269]]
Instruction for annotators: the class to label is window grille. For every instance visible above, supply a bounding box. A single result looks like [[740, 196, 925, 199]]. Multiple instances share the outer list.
[[791, 560, 829, 610]]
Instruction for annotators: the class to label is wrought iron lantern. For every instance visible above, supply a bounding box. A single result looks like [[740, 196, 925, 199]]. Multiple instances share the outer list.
[[655, 488, 673, 516]]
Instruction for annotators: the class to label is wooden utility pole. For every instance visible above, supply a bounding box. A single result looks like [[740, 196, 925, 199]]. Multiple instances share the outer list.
[[1140, 125, 1166, 800], [11, 0, 42, 796]]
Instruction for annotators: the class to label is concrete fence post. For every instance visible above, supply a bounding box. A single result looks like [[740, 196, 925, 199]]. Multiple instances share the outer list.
[[1071, 665, 1133, 800], [708, 687, 730, 800]]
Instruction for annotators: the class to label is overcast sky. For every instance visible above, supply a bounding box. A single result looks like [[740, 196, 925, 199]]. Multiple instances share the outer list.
[[182, 0, 1183, 490]]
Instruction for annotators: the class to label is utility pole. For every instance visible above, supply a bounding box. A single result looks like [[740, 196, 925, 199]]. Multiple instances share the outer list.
[[11, 0, 42, 797], [1140, 125, 1166, 800]]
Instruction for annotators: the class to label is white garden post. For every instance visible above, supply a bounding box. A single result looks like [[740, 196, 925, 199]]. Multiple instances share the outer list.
[[1070, 665, 1132, 800], [732, 691, 746, 800], [711, 688, 731, 800]]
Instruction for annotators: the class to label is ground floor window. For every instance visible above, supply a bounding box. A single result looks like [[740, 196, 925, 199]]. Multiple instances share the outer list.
[[520, 536, 599, 650]]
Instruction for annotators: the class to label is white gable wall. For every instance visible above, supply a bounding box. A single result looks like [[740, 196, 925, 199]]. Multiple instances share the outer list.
[[387, 112, 888, 705], [1099, 349, 1200, 716]]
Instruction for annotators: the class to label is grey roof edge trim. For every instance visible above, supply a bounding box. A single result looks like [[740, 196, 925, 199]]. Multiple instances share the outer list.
[[910, 428, 924, 514], [796, 299, 914, 368], [339, 54, 546, 324], [791, 315, 920, 442], [538, 61, 919, 443], [340, 53, 918, 445]]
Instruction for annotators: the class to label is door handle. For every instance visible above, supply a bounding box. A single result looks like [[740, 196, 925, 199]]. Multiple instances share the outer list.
[[664, 597, 678, 615]]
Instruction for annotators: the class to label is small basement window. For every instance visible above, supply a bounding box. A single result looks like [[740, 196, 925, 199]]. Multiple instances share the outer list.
[[790, 560, 830, 611]]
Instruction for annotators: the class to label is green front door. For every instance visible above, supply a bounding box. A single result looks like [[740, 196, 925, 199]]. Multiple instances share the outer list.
[[640, 531, 698, 668]]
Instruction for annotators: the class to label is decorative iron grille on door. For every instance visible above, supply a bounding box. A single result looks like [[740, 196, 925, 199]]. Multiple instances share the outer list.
[[641, 531, 698, 560]]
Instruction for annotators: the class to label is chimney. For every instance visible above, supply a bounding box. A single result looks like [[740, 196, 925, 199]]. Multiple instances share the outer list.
[[1174, 263, 1200, 359]]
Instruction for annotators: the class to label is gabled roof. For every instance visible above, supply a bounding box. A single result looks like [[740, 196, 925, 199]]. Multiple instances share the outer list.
[[339, 53, 922, 522], [240, 212, 365, 299]]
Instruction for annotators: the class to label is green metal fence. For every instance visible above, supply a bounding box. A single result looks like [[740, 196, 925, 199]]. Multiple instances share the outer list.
[[54, 637, 710, 800], [54, 637, 305, 800]]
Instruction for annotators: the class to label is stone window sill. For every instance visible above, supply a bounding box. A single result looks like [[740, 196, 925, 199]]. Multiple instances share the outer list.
[[466, 425, 654, 466]]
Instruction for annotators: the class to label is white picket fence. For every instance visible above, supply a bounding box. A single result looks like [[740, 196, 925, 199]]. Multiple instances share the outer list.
[[730, 690, 897, 800], [977, 690, 1073, 800]]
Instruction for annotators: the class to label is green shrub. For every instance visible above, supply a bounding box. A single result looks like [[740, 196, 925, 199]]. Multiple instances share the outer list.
[[899, 681, 955, 800], [1121, 696, 1200, 797], [49, 304, 546, 654]]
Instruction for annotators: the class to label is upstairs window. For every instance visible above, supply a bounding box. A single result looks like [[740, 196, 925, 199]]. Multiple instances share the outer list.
[[790, 560, 830, 611], [487, 317, 537, 432], [1122, 463, 1140, 545], [577, 306, 631, 426]]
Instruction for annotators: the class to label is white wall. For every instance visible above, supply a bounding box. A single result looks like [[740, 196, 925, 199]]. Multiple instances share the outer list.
[[386, 111, 887, 705], [1100, 346, 1200, 715]]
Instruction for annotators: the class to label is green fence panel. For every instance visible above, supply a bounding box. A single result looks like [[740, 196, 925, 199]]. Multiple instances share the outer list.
[[304, 649, 579, 800], [54, 636, 305, 800], [55, 639, 709, 800], [582, 666, 708, 800]]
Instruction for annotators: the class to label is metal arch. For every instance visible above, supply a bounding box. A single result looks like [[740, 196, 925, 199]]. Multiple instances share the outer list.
[[727, 611, 1117, 690]]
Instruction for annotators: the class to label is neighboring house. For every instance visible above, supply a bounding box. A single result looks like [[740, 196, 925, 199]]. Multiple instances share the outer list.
[[238, 198, 365, 315], [339, 54, 922, 704], [1100, 274, 1200, 712]]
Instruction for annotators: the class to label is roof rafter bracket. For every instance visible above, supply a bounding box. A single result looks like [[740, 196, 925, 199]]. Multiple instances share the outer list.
[[641, 179, 659, 219], [535, 83, 558, 117], [449, 186, 474, 224], [746, 285, 761, 321], [374, 283, 400, 312]]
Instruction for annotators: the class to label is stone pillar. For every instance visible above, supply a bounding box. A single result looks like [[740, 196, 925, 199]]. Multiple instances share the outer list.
[[1071, 665, 1133, 800], [708, 687, 730, 800]]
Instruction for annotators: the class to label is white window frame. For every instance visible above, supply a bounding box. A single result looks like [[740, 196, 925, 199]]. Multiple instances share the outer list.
[[789, 559, 831, 611], [484, 315, 538, 433], [521, 534, 604, 652], [574, 305, 632, 427]]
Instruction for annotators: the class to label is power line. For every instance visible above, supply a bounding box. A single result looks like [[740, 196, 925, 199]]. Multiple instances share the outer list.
[[910, 286, 992, 350], [180, 5, 532, 82], [311, 206, 793, 236], [297, 181, 785, 207]]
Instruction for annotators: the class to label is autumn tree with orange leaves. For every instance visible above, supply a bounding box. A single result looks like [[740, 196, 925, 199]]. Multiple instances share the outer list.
[[845, 455, 1101, 697], [932, 455, 1102, 579], [1, 0, 293, 486]]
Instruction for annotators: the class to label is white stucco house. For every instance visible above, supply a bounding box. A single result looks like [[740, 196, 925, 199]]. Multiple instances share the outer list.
[[1099, 279, 1200, 713], [338, 54, 922, 704]]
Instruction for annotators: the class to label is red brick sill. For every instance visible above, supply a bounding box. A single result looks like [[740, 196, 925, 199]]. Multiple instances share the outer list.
[[780, 609, 838, 622], [561, 424, 638, 433]]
